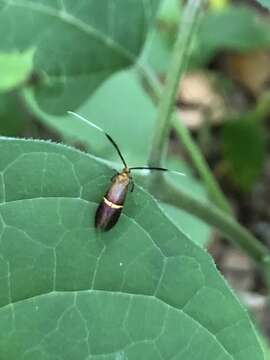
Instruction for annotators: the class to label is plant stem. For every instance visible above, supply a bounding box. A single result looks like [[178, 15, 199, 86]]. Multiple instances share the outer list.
[[135, 0, 270, 267], [136, 66, 232, 214], [148, 0, 204, 167], [137, 0, 231, 214], [142, 175, 270, 266], [136, 60, 232, 213], [171, 113, 232, 214]]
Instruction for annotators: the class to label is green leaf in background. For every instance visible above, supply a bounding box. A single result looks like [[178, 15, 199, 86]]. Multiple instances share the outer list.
[[0, 0, 161, 113], [193, 5, 270, 65], [0, 137, 264, 359], [222, 117, 266, 191], [161, 157, 211, 247], [141, 0, 181, 74], [143, 3, 270, 72], [199, 6, 270, 51], [142, 27, 173, 74], [0, 93, 27, 136], [0, 49, 34, 92], [23, 70, 156, 165], [158, 0, 181, 24], [255, 0, 270, 10]]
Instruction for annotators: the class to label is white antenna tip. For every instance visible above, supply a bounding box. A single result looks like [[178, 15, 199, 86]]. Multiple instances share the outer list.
[[67, 111, 104, 133], [170, 170, 186, 176]]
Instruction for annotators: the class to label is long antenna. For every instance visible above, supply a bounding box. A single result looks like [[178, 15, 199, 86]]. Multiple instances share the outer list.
[[130, 166, 185, 176], [130, 166, 168, 171], [68, 111, 128, 168]]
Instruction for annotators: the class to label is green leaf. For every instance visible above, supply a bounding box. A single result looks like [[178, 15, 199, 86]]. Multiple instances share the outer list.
[[190, 5, 270, 67], [0, 49, 34, 92], [158, 0, 181, 24], [161, 158, 211, 247], [197, 5, 270, 54], [222, 117, 266, 191], [23, 70, 156, 165], [143, 4, 270, 72], [0, 0, 161, 113], [255, 0, 270, 10], [142, 28, 172, 74], [141, 0, 181, 74], [0, 93, 26, 136], [0, 137, 264, 359]]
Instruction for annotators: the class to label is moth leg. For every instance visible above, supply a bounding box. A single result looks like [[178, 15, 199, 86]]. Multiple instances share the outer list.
[[130, 181, 135, 192]]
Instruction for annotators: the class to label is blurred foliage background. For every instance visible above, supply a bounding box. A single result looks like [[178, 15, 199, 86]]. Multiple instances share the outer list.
[[0, 0, 270, 347]]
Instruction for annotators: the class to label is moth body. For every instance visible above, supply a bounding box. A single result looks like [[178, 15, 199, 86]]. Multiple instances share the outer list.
[[95, 168, 132, 231]]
